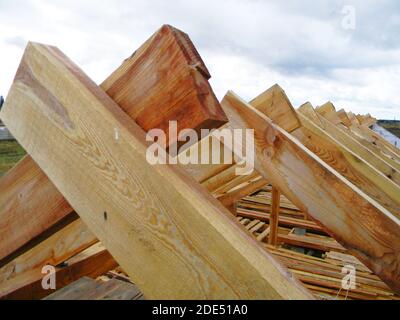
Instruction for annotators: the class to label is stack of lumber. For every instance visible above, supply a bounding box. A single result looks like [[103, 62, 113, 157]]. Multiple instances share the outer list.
[[0, 24, 399, 300], [236, 189, 400, 300]]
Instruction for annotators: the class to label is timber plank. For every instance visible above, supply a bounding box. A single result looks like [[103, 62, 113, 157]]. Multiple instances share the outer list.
[[250, 84, 301, 133], [43, 277, 143, 300], [347, 125, 400, 170], [0, 156, 72, 261], [0, 246, 117, 300], [298, 102, 324, 129], [293, 112, 400, 217], [221, 91, 400, 293], [299, 107, 400, 187], [0, 219, 97, 284], [0, 42, 311, 299], [268, 187, 280, 245], [103, 24, 227, 147], [0, 24, 227, 263], [315, 102, 341, 125]]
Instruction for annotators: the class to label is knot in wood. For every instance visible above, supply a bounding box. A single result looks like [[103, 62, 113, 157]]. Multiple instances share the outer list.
[[265, 126, 277, 146]]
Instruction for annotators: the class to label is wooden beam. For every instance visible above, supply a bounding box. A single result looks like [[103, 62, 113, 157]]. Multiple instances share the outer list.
[[299, 106, 400, 187], [236, 208, 324, 233], [0, 24, 227, 263], [254, 92, 400, 217], [201, 162, 240, 192], [221, 91, 400, 293], [0, 156, 72, 261], [298, 102, 324, 129], [347, 111, 361, 126], [0, 245, 117, 300], [321, 111, 400, 172], [103, 24, 227, 148], [0, 43, 312, 299], [249, 84, 301, 133], [359, 115, 377, 127], [178, 132, 234, 183], [349, 126, 400, 166], [315, 102, 341, 125], [359, 126, 400, 158], [217, 176, 268, 213], [336, 109, 352, 127], [277, 234, 347, 254], [268, 187, 280, 245], [294, 112, 400, 218], [0, 219, 97, 285]]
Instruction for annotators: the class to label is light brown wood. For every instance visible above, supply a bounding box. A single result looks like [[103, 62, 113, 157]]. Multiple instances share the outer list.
[[347, 111, 361, 126], [315, 102, 341, 125], [298, 102, 324, 129], [0, 24, 227, 263], [358, 114, 377, 127], [221, 91, 400, 293], [336, 109, 352, 127], [0, 219, 97, 284], [103, 24, 227, 148], [295, 112, 400, 217], [268, 187, 280, 245], [277, 234, 347, 253], [355, 125, 400, 159], [0, 42, 312, 299], [349, 126, 400, 167], [253, 90, 400, 217], [0, 156, 72, 261], [256, 227, 270, 242], [250, 84, 301, 133], [217, 176, 268, 213], [299, 106, 400, 187], [318, 107, 400, 172], [0, 245, 117, 300]]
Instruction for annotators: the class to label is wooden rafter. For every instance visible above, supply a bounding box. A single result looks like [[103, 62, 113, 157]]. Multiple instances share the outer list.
[[221, 90, 400, 293], [0, 24, 228, 263], [0, 42, 312, 299]]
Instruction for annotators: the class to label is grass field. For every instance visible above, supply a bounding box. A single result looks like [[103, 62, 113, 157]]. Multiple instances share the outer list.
[[377, 120, 400, 138], [0, 140, 26, 177]]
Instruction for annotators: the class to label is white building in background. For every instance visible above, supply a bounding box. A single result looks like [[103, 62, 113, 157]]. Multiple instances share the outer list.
[[0, 126, 13, 140], [371, 124, 400, 149]]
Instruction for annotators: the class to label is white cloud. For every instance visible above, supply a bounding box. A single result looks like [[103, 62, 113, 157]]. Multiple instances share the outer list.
[[0, 0, 399, 119]]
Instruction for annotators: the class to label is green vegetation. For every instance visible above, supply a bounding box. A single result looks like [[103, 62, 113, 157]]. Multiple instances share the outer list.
[[0, 140, 26, 177], [377, 120, 400, 138]]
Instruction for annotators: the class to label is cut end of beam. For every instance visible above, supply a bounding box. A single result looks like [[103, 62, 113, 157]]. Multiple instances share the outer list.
[[297, 102, 325, 129], [249, 84, 301, 133], [316, 102, 342, 125]]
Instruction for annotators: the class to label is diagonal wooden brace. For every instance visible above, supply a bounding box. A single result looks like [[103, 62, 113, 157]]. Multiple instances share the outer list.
[[0, 24, 227, 263], [0, 42, 312, 299]]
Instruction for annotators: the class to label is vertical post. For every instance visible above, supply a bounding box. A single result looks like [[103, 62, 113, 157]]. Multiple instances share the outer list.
[[268, 186, 280, 245]]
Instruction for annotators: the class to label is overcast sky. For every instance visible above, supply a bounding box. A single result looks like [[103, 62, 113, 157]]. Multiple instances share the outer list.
[[1, 0, 399, 119]]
